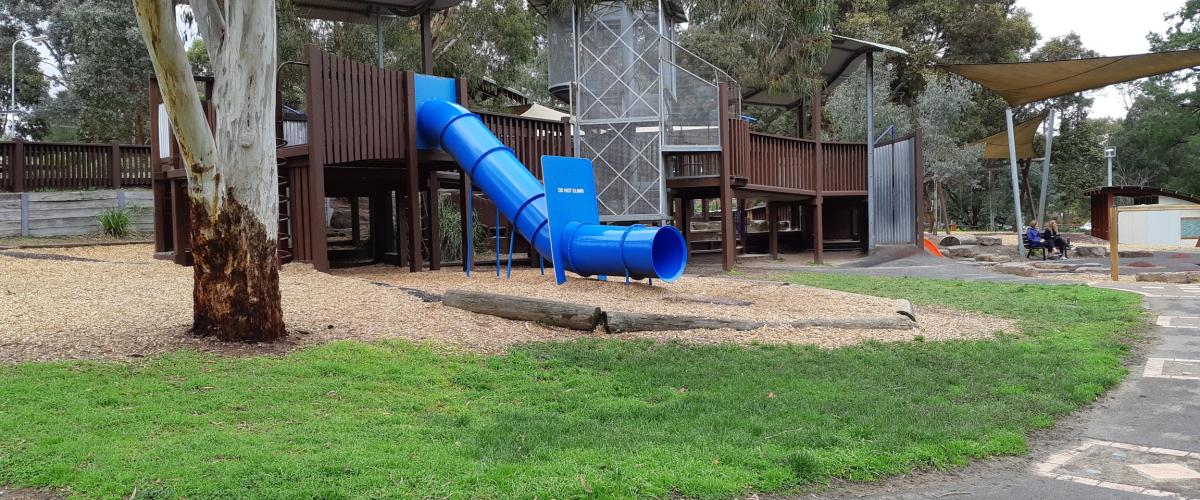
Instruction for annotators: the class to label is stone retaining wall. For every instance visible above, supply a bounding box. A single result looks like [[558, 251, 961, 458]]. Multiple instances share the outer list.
[[0, 190, 153, 237]]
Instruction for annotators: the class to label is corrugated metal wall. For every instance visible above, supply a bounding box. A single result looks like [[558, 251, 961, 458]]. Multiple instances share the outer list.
[[871, 136, 917, 245]]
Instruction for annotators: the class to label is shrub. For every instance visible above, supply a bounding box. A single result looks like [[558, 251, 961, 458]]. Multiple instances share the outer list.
[[438, 194, 488, 262], [98, 207, 134, 238]]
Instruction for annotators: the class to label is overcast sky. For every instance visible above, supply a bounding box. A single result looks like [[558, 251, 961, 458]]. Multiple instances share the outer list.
[[1016, 0, 1181, 119]]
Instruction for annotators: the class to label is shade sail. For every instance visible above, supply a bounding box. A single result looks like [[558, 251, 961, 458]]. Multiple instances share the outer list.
[[941, 49, 1200, 106], [974, 113, 1046, 160]]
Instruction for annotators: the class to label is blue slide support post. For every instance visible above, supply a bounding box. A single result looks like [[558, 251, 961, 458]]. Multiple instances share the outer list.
[[415, 90, 685, 284]]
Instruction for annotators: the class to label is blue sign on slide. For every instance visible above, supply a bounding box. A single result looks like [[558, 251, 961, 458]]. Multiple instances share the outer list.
[[542, 155, 600, 285]]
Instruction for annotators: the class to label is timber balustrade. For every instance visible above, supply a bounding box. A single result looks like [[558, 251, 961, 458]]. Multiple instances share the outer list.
[[0, 140, 152, 192], [668, 118, 867, 195], [476, 111, 573, 179]]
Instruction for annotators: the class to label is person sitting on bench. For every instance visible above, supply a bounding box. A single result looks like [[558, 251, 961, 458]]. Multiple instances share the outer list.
[[1043, 219, 1070, 259], [1026, 221, 1055, 256]]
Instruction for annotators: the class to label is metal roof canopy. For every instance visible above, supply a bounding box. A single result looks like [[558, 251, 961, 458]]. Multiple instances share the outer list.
[[974, 113, 1046, 160], [1083, 185, 1200, 205], [527, 0, 688, 23], [294, 0, 465, 23], [741, 35, 908, 109]]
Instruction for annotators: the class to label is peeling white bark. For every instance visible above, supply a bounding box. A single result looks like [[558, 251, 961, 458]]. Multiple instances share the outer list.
[[133, 0, 277, 241]]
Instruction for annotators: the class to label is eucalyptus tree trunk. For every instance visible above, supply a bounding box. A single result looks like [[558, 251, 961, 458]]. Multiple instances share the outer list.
[[134, 0, 284, 342]]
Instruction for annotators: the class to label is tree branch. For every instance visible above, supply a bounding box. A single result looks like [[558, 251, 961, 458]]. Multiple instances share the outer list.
[[192, 0, 227, 58], [132, 0, 221, 213]]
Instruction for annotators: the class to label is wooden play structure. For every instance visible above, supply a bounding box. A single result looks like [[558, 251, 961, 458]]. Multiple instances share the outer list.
[[151, 46, 572, 272], [151, 0, 924, 273]]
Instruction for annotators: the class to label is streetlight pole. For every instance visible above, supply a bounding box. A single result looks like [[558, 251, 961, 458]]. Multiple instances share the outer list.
[[7, 34, 49, 137], [1104, 147, 1116, 186]]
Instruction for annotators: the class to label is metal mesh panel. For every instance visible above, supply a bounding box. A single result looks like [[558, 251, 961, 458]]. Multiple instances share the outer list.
[[575, 2, 665, 219], [576, 3, 660, 122], [661, 59, 720, 148], [579, 121, 661, 218], [547, 6, 574, 91]]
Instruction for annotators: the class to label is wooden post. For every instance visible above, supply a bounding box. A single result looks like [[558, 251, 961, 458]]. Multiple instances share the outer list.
[[350, 197, 360, 245], [110, 143, 123, 189], [767, 201, 779, 258], [1109, 206, 1119, 281], [304, 46, 331, 271], [680, 197, 691, 250], [12, 138, 25, 192], [404, 71, 421, 272], [717, 83, 736, 271], [560, 116, 573, 156], [420, 11, 433, 74], [171, 180, 191, 265], [812, 87, 824, 264], [427, 170, 441, 270], [459, 173, 472, 272]]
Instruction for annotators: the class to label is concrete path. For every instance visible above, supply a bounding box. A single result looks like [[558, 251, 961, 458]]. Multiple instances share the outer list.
[[822, 280, 1200, 499]]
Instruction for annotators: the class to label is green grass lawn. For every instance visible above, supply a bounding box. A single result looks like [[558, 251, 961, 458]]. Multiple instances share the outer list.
[[0, 274, 1145, 498]]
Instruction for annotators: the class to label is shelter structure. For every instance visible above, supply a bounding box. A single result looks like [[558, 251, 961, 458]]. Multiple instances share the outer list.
[[1085, 186, 1200, 245], [943, 48, 1200, 252], [535, 0, 920, 268]]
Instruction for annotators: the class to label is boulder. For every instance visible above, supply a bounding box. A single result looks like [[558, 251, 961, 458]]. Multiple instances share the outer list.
[[993, 263, 1039, 277], [1118, 250, 1154, 258], [1136, 272, 1192, 284], [1074, 245, 1107, 257], [975, 254, 1012, 263], [943, 245, 979, 258], [329, 208, 353, 229], [939, 235, 978, 247], [977, 236, 1003, 246], [1032, 262, 1085, 271]]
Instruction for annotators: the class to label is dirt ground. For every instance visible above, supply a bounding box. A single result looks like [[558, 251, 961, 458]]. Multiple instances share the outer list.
[[0, 244, 1014, 363]]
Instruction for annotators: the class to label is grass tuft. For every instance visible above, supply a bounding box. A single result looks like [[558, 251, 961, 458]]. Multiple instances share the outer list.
[[96, 207, 134, 238]]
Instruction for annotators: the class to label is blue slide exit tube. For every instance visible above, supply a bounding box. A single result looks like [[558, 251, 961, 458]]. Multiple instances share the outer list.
[[417, 99, 686, 282]]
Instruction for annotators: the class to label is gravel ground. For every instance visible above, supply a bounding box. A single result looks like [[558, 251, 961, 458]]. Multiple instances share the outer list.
[[0, 245, 1014, 363]]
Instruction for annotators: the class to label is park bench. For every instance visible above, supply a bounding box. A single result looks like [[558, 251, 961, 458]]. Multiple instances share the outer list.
[[1023, 235, 1052, 260]]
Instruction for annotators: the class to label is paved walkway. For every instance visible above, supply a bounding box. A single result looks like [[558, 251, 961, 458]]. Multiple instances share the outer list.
[[818, 276, 1200, 499]]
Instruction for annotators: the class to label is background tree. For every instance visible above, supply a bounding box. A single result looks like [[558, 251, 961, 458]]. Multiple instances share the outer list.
[[0, 24, 50, 137], [1108, 1, 1200, 195], [2, 0, 153, 142], [134, 0, 284, 341]]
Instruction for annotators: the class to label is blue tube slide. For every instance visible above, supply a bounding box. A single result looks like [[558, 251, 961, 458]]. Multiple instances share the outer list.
[[417, 99, 686, 281]]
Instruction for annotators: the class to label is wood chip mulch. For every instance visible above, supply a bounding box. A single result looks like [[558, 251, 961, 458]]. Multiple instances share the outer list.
[[0, 245, 1015, 363]]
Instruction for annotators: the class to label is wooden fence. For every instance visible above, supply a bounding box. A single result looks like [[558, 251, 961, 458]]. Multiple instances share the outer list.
[[0, 140, 152, 192]]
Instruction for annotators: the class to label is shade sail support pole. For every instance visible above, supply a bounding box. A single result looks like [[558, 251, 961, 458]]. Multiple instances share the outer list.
[[865, 52, 875, 251], [1005, 108, 1025, 255], [1036, 109, 1055, 228]]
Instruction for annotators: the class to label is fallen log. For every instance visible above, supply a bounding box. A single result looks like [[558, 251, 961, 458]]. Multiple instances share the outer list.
[[604, 312, 765, 333], [441, 289, 605, 331]]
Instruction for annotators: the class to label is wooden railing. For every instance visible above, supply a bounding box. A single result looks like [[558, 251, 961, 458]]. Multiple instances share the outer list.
[[0, 139, 152, 192], [823, 142, 867, 192], [682, 117, 867, 194], [478, 110, 573, 179]]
